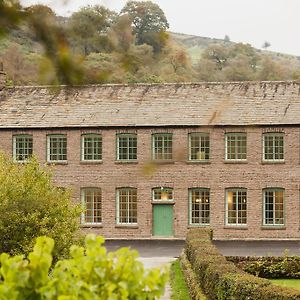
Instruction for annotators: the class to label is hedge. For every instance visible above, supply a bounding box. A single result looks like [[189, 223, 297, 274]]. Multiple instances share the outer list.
[[184, 228, 300, 300], [227, 256, 300, 278]]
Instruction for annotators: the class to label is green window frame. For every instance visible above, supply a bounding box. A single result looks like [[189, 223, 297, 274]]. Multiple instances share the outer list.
[[152, 187, 174, 201], [189, 133, 210, 161], [226, 188, 247, 225], [263, 188, 284, 226], [189, 188, 210, 225], [47, 134, 67, 162], [225, 133, 247, 161], [81, 134, 102, 161], [13, 134, 33, 162], [117, 134, 137, 161], [81, 188, 102, 224], [152, 133, 173, 160], [263, 133, 284, 161], [116, 188, 137, 225]]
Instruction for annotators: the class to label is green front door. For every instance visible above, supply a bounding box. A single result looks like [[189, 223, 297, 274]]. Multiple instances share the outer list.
[[153, 205, 173, 237]]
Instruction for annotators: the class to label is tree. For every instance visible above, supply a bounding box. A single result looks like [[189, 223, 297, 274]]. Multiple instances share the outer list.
[[0, 1, 84, 85], [0, 154, 81, 260], [68, 5, 117, 55], [262, 41, 271, 50], [120, 1, 169, 52]]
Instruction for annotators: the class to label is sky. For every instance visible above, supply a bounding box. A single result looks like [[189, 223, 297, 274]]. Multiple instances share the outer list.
[[20, 0, 300, 56]]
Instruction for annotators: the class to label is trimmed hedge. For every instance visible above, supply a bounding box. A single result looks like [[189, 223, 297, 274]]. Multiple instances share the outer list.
[[185, 228, 300, 300], [180, 251, 207, 300], [227, 256, 300, 278]]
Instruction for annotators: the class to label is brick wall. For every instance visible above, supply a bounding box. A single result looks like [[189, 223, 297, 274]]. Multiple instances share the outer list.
[[0, 125, 299, 239]]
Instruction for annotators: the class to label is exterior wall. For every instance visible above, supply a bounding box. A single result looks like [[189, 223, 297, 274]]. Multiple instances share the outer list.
[[0, 125, 299, 240]]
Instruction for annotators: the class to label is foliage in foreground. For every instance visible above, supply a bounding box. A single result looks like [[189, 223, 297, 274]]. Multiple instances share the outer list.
[[0, 234, 169, 299], [170, 260, 191, 300], [184, 228, 300, 300], [0, 153, 81, 261]]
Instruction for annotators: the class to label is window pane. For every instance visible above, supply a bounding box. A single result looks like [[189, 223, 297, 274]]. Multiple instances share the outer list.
[[190, 189, 210, 225], [226, 189, 247, 225], [153, 188, 173, 201], [226, 134, 247, 160], [117, 134, 137, 160], [82, 188, 102, 224], [263, 134, 284, 161], [82, 134, 102, 161], [264, 189, 284, 225], [14, 135, 33, 161], [153, 134, 173, 160], [189, 133, 210, 160], [117, 189, 137, 224], [48, 135, 67, 162]]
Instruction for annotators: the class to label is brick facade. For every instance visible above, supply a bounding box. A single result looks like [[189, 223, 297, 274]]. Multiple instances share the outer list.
[[0, 82, 300, 239], [0, 125, 299, 239]]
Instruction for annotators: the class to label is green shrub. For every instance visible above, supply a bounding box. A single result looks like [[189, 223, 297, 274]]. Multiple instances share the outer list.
[[227, 256, 300, 278], [0, 234, 169, 299], [0, 153, 81, 260], [184, 228, 300, 300]]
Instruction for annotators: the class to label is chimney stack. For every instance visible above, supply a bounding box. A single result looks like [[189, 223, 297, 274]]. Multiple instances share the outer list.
[[0, 62, 6, 87]]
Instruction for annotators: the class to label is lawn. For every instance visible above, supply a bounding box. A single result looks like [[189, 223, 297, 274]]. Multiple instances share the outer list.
[[170, 260, 191, 300], [270, 279, 300, 291]]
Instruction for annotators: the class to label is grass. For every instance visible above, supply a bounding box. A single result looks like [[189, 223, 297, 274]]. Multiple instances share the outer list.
[[270, 279, 300, 291], [170, 260, 191, 300]]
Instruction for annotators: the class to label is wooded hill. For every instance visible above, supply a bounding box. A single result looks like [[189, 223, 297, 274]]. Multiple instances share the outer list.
[[0, 1, 299, 86]]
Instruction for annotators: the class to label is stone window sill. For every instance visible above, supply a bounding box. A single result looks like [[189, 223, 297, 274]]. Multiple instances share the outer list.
[[80, 160, 103, 164], [152, 160, 175, 164], [223, 226, 248, 230], [261, 226, 286, 230], [224, 160, 248, 164], [80, 224, 103, 228], [188, 224, 210, 228], [261, 161, 285, 165], [186, 160, 211, 164], [47, 161, 68, 165], [114, 160, 138, 164], [115, 225, 139, 229]]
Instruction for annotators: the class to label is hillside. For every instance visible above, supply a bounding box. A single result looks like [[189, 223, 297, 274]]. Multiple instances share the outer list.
[[170, 32, 300, 67]]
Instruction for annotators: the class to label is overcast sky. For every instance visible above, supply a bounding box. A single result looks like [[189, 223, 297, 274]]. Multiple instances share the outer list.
[[20, 0, 300, 56]]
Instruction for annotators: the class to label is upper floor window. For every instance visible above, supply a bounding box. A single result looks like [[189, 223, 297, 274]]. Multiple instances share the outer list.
[[81, 134, 102, 161], [189, 133, 210, 161], [13, 135, 33, 162], [117, 134, 137, 161], [226, 188, 247, 225], [263, 188, 284, 226], [116, 188, 137, 225], [152, 187, 174, 202], [81, 188, 102, 225], [263, 133, 284, 162], [225, 133, 247, 161], [152, 133, 172, 160], [189, 188, 210, 225], [47, 134, 67, 163]]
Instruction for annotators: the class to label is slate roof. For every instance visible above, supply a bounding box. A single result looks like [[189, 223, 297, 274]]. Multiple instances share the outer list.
[[0, 81, 299, 128]]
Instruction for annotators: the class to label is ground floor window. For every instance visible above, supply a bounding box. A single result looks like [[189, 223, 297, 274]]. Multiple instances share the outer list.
[[189, 188, 210, 225], [81, 188, 102, 224], [263, 188, 284, 226], [117, 188, 137, 224], [226, 188, 247, 225]]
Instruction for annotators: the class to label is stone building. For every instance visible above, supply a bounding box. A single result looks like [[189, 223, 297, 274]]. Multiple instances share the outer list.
[[0, 78, 299, 239]]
